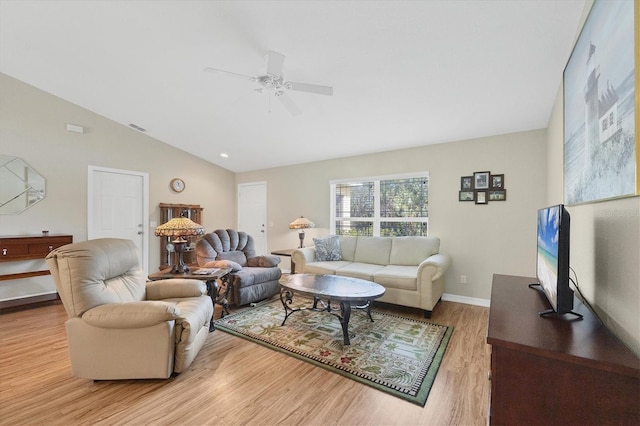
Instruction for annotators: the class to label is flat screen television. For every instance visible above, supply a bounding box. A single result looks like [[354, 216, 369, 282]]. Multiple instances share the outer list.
[[529, 204, 582, 319]]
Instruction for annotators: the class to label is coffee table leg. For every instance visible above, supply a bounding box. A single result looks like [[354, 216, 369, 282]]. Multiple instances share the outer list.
[[339, 301, 352, 345], [366, 299, 374, 322], [280, 288, 300, 326]]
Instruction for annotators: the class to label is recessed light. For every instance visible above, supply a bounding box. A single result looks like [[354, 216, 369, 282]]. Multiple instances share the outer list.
[[220, 153, 229, 158]]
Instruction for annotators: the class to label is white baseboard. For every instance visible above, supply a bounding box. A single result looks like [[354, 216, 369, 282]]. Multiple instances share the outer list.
[[442, 293, 490, 308]]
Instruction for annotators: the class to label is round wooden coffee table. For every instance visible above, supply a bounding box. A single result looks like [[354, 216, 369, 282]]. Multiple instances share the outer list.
[[279, 274, 385, 345]]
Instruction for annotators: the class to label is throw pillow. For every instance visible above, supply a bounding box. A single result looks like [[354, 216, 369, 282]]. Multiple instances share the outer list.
[[204, 260, 243, 272], [314, 235, 342, 261]]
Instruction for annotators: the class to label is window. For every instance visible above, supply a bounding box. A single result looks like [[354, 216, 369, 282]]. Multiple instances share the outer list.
[[331, 173, 429, 236]]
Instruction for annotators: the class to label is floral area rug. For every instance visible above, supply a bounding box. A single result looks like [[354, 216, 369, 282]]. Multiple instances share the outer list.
[[214, 296, 453, 406]]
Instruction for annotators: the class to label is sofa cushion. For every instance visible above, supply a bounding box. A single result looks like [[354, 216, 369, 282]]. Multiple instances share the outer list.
[[339, 235, 358, 261], [374, 265, 419, 290], [354, 236, 392, 265], [336, 262, 385, 281], [390, 236, 440, 266], [313, 235, 342, 261], [304, 260, 352, 275]]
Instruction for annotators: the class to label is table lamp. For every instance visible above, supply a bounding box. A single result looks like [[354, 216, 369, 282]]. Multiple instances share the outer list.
[[289, 216, 315, 248], [155, 215, 205, 273]]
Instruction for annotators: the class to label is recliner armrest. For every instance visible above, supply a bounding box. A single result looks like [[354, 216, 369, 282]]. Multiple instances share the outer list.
[[81, 301, 180, 328], [146, 279, 208, 300], [418, 253, 452, 281], [246, 255, 281, 267]]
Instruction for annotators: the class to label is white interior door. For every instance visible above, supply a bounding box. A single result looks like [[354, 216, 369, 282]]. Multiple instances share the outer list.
[[237, 182, 267, 255], [88, 166, 149, 274]]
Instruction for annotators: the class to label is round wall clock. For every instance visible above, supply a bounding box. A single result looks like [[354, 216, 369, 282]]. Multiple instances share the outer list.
[[170, 178, 185, 193]]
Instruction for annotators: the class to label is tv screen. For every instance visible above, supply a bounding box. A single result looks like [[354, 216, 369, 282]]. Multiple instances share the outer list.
[[534, 204, 576, 316]]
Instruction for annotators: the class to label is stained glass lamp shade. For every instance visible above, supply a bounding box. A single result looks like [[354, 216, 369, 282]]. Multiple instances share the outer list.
[[155, 216, 205, 273]]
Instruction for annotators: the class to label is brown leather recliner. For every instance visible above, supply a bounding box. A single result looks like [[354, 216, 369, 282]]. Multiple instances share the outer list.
[[46, 238, 213, 380], [196, 229, 281, 306]]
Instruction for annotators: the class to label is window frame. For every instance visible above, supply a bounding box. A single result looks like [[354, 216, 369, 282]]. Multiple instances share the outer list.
[[330, 171, 429, 237]]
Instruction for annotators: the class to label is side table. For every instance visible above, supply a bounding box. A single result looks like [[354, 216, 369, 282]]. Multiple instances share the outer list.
[[148, 267, 231, 331], [271, 248, 297, 273]]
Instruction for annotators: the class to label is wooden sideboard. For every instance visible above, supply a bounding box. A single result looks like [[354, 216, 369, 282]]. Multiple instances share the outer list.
[[487, 274, 640, 425], [0, 234, 73, 308]]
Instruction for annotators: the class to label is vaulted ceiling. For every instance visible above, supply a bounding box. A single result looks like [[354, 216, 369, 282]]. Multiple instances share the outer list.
[[0, 0, 586, 172]]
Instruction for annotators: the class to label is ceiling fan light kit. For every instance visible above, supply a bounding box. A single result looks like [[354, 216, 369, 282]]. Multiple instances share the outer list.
[[205, 50, 333, 115]]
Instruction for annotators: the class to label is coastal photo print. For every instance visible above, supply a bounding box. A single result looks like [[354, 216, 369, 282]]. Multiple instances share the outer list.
[[563, 0, 637, 205]]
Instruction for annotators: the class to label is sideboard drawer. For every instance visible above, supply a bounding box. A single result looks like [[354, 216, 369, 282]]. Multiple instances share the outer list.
[[1, 243, 29, 258], [0, 235, 73, 262]]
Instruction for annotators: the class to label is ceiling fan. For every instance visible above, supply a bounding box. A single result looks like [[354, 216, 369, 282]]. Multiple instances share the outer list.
[[204, 50, 333, 116]]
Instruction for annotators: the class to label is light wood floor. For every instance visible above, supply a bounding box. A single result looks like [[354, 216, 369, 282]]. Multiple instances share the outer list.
[[0, 299, 490, 425]]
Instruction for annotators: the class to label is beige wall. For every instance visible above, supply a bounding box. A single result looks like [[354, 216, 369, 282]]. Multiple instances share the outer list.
[[546, 59, 640, 356], [237, 129, 548, 302], [0, 73, 236, 301]]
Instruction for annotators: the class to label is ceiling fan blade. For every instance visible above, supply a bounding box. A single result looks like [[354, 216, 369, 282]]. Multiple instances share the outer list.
[[277, 92, 301, 116], [204, 67, 256, 81], [266, 50, 285, 78], [288, 81, 333, 96]]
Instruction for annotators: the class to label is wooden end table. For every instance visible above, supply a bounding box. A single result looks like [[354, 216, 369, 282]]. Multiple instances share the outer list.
[[271, 248, 297, 273], [148, 267, 231, 331]]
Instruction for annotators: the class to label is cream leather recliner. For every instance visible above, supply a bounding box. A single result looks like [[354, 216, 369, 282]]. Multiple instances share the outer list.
[[46, 238, 213, 380]]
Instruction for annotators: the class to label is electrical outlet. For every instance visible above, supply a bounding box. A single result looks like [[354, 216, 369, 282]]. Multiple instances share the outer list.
[[460, 275, 468, 284]]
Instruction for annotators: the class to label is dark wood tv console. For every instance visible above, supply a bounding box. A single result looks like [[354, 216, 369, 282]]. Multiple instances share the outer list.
[[487, 274, 640, 425]]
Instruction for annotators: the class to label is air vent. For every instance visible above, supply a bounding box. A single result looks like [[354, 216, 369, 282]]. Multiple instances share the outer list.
[[128, 123, 146, 132]]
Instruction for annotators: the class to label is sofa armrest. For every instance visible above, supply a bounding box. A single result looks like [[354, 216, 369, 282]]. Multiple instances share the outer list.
[[146, 279, 208, 300], [81, 301, 180, 329], [418, 253, 452, 282], [291, 247, 316, 273]]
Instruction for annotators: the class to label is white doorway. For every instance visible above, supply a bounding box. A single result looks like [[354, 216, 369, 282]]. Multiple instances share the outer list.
[[88, 166, 149, 274], [237, 182, 267, 255]]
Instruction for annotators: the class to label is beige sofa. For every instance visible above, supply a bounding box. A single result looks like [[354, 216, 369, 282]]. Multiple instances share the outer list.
[[291, 235, 451, 318]]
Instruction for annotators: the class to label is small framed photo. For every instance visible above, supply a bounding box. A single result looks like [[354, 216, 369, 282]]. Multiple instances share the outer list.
[[475, 190, 488, 204], [473, 171, 490, 189], [489, 189, 507, 201], [461, 176, 473, 190], [491, 174, 504, 189], [459, 190, 475, 201]]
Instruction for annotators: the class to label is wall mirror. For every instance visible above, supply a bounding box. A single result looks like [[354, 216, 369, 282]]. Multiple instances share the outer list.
[[0, 156, 46, 215]]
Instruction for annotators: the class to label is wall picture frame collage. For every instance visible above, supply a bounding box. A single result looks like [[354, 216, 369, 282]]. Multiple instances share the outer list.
[[459, 171, 506, 204]]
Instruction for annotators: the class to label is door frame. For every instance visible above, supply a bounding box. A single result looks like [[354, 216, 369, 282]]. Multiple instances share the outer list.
[[237, 181, 268, 255], [87, 165, 150, 275]]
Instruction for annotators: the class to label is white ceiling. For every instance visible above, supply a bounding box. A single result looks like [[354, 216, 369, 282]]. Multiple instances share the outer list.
[[0, 0, 586, 173]]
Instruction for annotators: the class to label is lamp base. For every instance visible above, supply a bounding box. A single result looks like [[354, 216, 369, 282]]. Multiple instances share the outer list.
[[171, 240, 190, 274], [298, 232, 305, 248], [170, 261, 190, 274]]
